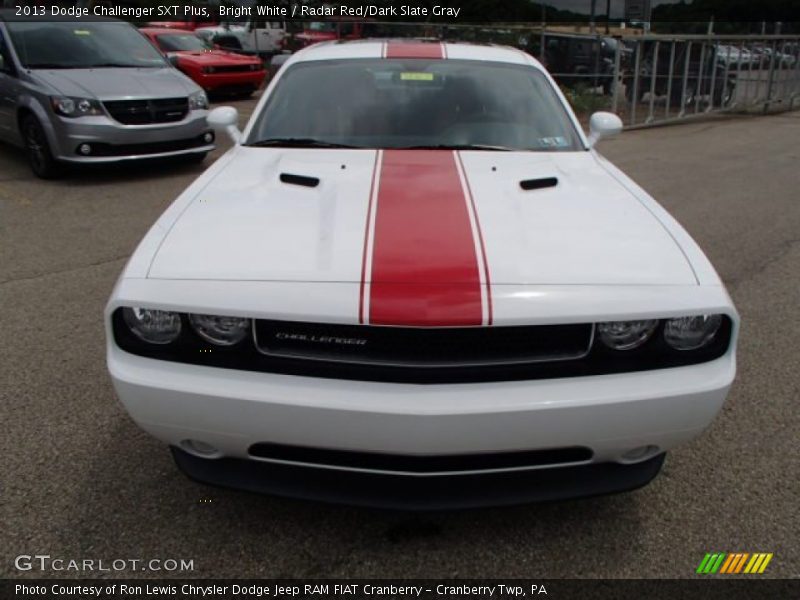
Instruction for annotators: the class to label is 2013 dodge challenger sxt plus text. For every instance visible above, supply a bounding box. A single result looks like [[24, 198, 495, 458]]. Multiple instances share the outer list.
[[106, 40, 738, 508]]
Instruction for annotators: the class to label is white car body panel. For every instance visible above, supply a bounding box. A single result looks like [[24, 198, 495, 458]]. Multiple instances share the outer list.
[[196, 22, 286, 55], [108, 345, 734, 466], [145, 148, 696, 286]]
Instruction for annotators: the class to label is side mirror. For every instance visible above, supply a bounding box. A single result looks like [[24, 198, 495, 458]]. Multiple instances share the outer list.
[[167, 54, 180, 68], [207, 106, 242, 144], [587, 111, 623, 148]]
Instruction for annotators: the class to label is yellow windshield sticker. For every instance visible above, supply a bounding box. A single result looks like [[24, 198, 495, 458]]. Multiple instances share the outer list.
[[74, 30, 91, 36], [401, 72, 434, 81]]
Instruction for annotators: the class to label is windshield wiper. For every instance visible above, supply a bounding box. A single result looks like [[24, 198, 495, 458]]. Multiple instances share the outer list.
[[25, 63, 74, 69], [398, 143, 514, 151], [247, 138, 362, 149], [82, 63, 149, 68]]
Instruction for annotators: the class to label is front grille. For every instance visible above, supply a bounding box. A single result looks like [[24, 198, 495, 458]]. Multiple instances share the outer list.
[[79, 132, 213, 157], [112, 309, 733, 385], [254, 320, 593, 367], [248, 443, 593, 474], [212, 65, 258, 73], [103, 97, 189, 125]]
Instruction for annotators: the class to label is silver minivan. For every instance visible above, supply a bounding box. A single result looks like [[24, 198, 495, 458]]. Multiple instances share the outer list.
[[0, 13, 214, 178]]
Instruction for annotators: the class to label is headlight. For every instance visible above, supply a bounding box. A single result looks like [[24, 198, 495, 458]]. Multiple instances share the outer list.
[[189, 90, 209, 110], [664, 315, 723, 351], [51, 96, 102, 118], [189, 314, 250, 346], [122, 307, 182, 344], [597, 320, 658, 351]]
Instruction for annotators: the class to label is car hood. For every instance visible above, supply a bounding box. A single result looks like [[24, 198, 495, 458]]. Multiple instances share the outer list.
[[147, 148, 697, 286], [33, 67, 198, 99]]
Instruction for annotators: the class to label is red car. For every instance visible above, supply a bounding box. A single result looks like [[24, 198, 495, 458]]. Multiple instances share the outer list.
[[146, 17, 218, 32], [294, 20, 370, 49], [140, 28, 265, 97]]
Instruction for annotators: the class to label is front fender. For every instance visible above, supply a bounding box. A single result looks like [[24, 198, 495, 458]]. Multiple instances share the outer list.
[[15, 91, 58, 150]]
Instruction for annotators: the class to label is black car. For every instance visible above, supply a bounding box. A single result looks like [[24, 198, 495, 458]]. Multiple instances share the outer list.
[[623, 40, 737, 108], [521, 32, 632, 94]]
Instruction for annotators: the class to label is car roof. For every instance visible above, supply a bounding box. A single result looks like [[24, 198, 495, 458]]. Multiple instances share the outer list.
[[139, 27, 193, 35], [0, 9, 117, 22], [293, 39, 543, 70]]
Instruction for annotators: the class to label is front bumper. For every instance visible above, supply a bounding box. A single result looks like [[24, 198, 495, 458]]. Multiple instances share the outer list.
[[48, 110, 213, 163], [108, 340, 734, 505], [195, 70, 265, 91], [172, 446, 667, 509]]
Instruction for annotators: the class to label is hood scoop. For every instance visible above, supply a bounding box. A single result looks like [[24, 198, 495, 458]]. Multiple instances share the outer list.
[[280, 173, 320, 188], [520, 177, 558, 191]]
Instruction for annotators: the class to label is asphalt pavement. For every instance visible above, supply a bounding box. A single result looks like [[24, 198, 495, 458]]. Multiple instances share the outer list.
[[1, 101, 798, 579]]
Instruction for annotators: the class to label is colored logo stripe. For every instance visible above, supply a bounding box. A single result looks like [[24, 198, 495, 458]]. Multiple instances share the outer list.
[[720, 553, 748, 573], [745, 553, 773, 573], [361, 150, 488, 327], [697, 553, 773, 574], [697, 553, 726, 573]]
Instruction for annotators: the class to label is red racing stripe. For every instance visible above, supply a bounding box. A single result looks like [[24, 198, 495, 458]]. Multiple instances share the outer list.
[[365, 150, 484, 327], [358, 150, 382, 325], [384, 41, 445, 59]]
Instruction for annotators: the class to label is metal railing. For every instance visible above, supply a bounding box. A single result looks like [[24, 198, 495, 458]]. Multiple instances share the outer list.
[[604, 34, 800, 127], [477, 29, 800, 127], [353, 23, 800, 128]]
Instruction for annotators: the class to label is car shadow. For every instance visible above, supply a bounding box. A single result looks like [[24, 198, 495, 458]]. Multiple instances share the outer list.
[[0, 141, 219, 186], [64, 416, 647, 577]]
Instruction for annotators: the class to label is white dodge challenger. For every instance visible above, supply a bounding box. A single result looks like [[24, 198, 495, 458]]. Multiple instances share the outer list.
[[106, 40, 738, 508]]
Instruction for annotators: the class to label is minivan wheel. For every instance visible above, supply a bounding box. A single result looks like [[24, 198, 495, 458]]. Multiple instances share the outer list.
[[21, 116, 62, 179]]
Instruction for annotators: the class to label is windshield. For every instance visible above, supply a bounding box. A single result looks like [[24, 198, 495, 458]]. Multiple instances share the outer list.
[[6, 21, 167, 69], [156, 33, 212, 53], [308, 22, 337, 33], [247, 59, 583, 151]]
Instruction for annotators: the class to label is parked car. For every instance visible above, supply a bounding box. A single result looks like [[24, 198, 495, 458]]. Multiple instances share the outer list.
[[140, 28, 265, 97], [624, 41, 737, 108], [753, 44, 798, 69], [0, 13, 214, 178], [715, 44, 758, 69], [107, 40, 738, 509], [521, 32, 632, 95], [195, 19, 287, 57], [292, 19, 373, 50], [146, 15, 218, 32]]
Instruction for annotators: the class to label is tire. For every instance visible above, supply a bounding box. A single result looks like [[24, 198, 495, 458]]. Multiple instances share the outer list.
[[682, 86, 696, 108], [671, 86, 696, 109], [215, 36, 242, 52], [720, 81, 736, 107], [21, 116, 62, 179]]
